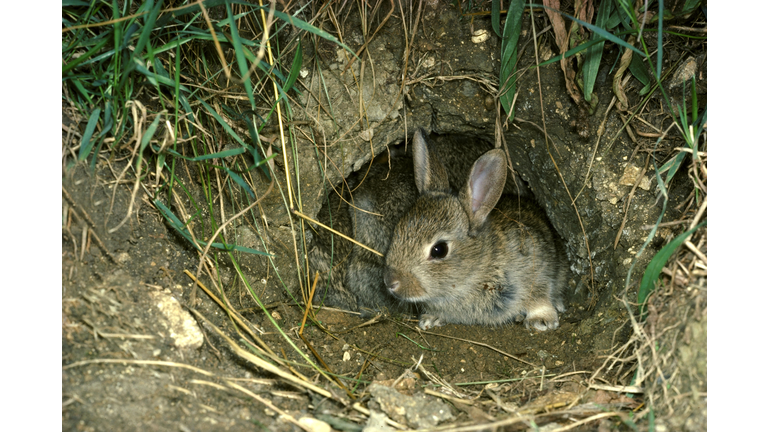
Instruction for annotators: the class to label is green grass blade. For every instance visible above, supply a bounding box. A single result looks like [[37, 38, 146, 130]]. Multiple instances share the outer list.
[[111, 0, 122, 67], [196, 98, 248, 148], [583, 0, 614, 102], [78, 107, 102, 161], [119, 22, 141, 52], [195, 98, 270, 190], [206, 1, 357, 59], [694, 109, 707, 141], [154, 199, 202, 252], [656, 0, 664, 79], [152, 56, 170, 79], [153, 146, 247, 161], [538, 36, 616, 68], [629, 53, 651, 88], [499, 0, 525, 117], [98, 102, 113, 138], [691, 78, 698, 123], [657, 151, 685, 186], [70, 78, 93, 104], [223, 167, 255, 199], [77, 48, 118, 68], [491, 0, 501, 37], [613, 0, 635, 31], [397, 333, 439, 351], [196, 147, 248, 160], [605, 6, 622, 28], [153, 145, 277, 173], [243, 117, 271, 180], [225, 2, 256, 109], [678, 102, 689, 133], [155, 199, 272, 256], [138, 114, 164, 171], [153, 37, 197, 55], [638, 221, 706, 317], [161, 0, 228, 20], [623, 135, 671, 310], [680, 0, 702, 15], [282, 39, 303, 95], [264, 6, 357, 58], [211, 243, 273, 256], [134, 0, 163, 57], [62, 36, 110, 74]]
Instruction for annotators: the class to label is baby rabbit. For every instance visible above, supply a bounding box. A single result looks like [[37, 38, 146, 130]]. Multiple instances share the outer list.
[[310, 155, 419, 314], [309, 129, 519, 315], [383, 134, 568, 331]]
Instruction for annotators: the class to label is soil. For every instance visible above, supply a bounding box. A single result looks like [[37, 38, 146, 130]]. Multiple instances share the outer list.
[[62, 3, 706, 431]]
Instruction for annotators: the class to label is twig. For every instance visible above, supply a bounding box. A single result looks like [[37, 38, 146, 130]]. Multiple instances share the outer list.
[[688, 196, 707, 230], [296, 330, 355, 400], [547, 412, 624, 432], [64, 358, 217, 375], [589, 383, 644, 394], [225, 380, 313, 432], [684, 240, 707, 266], [640, 220, 690, 230], [418, 330, 535, 367], [187, 308, 338, 401], [300, 272, 320, 334], [183, 270, 275, 357], [292, 209, 383, 256]]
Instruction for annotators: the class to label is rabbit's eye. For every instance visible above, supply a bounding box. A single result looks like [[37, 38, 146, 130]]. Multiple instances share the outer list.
[[430, 241, 449, 260]]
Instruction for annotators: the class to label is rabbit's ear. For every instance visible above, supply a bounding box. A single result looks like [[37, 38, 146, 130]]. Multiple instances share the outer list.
[[413, 129, 449, 194], [460, 149, 507, 232]]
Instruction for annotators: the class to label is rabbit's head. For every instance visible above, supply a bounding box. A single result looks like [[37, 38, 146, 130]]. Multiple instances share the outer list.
[[384, 131, 508, 304]]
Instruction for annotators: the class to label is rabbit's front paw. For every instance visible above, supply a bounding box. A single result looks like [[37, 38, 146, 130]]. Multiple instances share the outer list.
[[524, 303, 560, 331], [418, 314, 444, 330]]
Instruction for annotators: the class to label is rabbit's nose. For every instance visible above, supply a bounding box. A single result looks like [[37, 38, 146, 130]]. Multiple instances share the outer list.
[[388, 280, 400, 293], [384, 270, 400, 293]]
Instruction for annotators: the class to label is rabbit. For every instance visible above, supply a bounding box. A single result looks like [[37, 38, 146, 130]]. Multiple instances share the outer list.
[[309, 129, 526, 316], [383, 137, 568, 331], [309, 154, 418, 314]]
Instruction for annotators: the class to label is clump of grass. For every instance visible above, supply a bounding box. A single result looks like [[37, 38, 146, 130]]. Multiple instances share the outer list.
[[63, 0, 359, 396]]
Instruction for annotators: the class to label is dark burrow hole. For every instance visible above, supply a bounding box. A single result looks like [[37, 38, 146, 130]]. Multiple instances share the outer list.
[[308, 129, 585, 329]]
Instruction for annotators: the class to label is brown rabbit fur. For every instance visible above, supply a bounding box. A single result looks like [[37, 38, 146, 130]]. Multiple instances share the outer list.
[[383, 135, 568, 331], [309, 130, 520, 314], [308, 129, 565, 330]]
